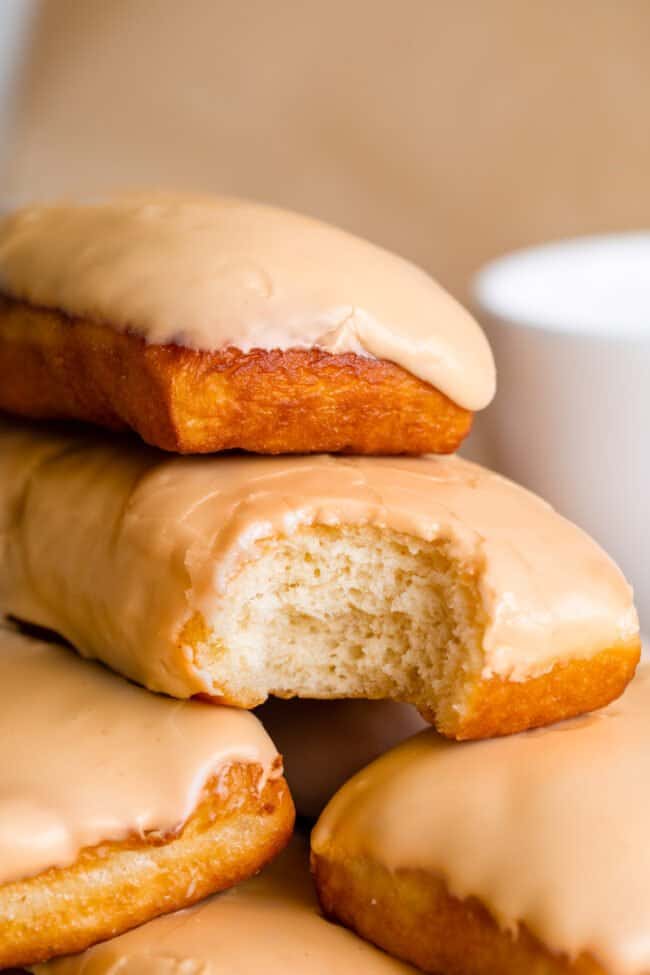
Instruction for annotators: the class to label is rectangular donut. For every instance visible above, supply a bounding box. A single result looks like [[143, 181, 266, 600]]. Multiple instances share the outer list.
[[0, 626, 294, 968], [0, 417, 639, 741], [311, 666, 650, 974], [0, 193, 494, 455]]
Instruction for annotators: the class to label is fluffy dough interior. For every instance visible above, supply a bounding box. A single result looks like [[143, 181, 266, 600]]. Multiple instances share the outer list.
[[192, 525, 487, 725]]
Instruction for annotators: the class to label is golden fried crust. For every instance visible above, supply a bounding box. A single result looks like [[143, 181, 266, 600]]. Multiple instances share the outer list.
[[311, 852, 608, 975], [0, 763, 295, 969], [0, 296, 472, 454], [440, 641, 641, 740]]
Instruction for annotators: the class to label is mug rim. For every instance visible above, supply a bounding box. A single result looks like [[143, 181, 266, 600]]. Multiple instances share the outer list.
[[472, 230, 650, 339]]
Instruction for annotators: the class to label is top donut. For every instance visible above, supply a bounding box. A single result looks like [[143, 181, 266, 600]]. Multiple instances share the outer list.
[[0, 192, 495, 454]]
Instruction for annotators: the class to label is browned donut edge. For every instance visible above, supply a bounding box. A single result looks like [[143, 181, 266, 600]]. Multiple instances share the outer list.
[[0, 763, 294, 968], [0, 295, 472, 454], [434, 640, 642, 740], [311, 850, 608, 975]]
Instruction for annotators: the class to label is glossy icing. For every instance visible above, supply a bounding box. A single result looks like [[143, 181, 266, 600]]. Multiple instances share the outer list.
[[313, 666, 650, 975], [0, 192, 495, 410], [0, 626, 278, 884], [0, 419, 637, 698]]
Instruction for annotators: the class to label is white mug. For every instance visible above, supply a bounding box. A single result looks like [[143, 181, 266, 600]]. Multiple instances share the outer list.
[[472, 233, 650, 629]]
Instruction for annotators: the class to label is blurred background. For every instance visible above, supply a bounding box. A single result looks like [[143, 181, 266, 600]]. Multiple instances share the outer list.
[[2, 0, 650, 302], [1, 0, 649, 620]]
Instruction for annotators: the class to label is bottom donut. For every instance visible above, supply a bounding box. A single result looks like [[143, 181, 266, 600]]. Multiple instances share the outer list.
[[30, 835, 416, 974], [311, 665, 650, 975], [312, 855, 603, 975], [0, 627, 294, 968], [6, 766, 293, 969]]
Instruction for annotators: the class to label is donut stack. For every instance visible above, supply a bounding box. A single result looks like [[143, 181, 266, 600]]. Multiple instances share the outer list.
[[0, 194, 642, 975]]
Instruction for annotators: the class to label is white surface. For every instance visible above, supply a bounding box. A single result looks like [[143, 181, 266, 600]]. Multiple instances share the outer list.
[[473, 233, 650, 630]]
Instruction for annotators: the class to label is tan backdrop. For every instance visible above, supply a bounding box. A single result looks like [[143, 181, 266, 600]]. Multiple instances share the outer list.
[[3, 0, 650, 301]]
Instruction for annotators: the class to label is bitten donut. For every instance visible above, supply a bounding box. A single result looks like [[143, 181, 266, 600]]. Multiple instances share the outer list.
[[0, 192, 494, 455], [31, 836, 416, 975], [312, 666, 650, 975], [0, 418, 639, 739], [0, 626, 294, 969]]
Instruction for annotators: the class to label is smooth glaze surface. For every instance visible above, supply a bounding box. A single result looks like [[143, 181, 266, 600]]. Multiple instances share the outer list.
[[313, 666, 650, 975], [0, 419, 637, 699], [0, 626, 278, 884], [0, 192, 495, 410]]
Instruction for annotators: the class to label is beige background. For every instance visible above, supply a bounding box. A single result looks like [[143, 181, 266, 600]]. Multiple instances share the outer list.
[[3, 0, 650, 302]]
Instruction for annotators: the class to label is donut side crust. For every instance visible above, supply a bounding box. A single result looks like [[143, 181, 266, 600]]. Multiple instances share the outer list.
[[0, 762, 294, 968], [0, 296, 472, 454], [311, 850, 608, 975], [435, 640, 641, 739]]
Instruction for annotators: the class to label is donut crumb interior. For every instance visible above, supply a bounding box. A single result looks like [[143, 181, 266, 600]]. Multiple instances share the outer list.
[[188, 525, 485, 732]]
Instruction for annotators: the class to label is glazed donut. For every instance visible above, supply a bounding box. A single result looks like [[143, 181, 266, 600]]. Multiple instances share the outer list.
[[311, 665, 650, 975], [256, 699, 427, 818], [0, 417, 639, 739], [0, 192, 494, 455], [0, 626, 294, 969], [31, 835, 416, 975]]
